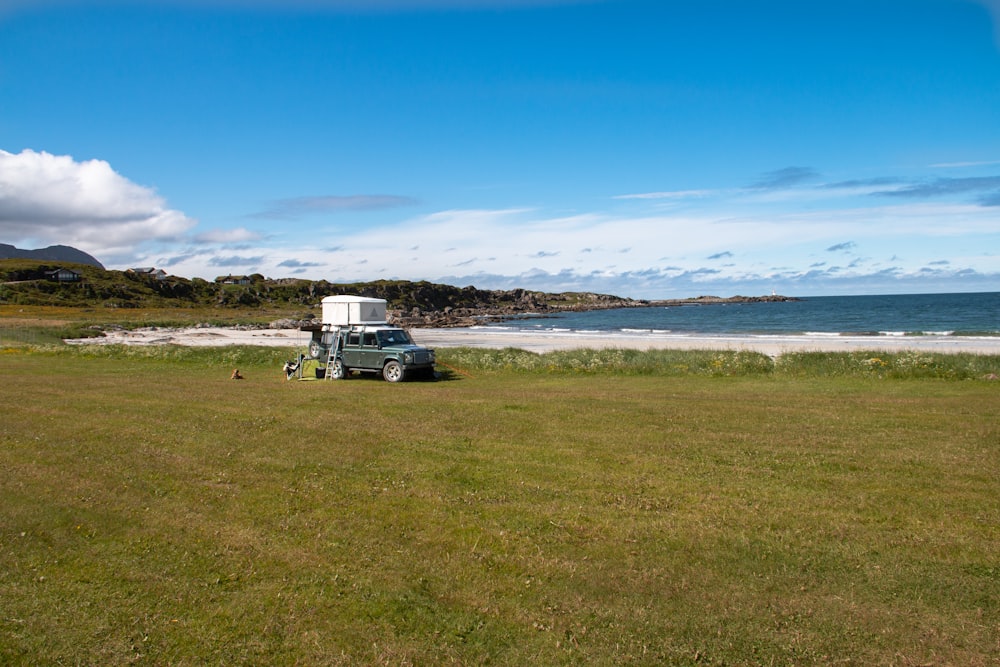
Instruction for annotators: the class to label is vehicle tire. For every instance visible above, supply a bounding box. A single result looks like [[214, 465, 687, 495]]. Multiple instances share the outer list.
[[308, 339, 322, 359], [331, 359, 346, 380], [382, 360, 404, 383]]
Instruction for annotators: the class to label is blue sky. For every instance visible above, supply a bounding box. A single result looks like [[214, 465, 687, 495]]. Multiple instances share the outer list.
[[1, 0, 998, 298]]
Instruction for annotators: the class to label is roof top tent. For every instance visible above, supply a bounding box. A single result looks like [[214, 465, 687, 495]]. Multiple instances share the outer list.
[[321, 295, 388, 326]]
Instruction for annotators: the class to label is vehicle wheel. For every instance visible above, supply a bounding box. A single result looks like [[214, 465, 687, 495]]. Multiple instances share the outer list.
[[331, 359, 346, 380], [308, 339, 322, 359], [382, 360, 404, 383]]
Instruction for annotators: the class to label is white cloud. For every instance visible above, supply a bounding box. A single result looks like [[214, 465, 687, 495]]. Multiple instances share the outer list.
[[0, 149, 196, 255], [193, 227, 264, 243], [248, 195, 418, 220], [613, 190, 716, 200]]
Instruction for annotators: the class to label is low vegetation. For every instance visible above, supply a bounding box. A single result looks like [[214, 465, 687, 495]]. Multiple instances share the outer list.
[[441, 346, 1000, 381], [1, 341, 998, 665]]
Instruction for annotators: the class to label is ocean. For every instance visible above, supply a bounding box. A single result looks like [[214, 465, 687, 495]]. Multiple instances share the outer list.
[[477, 292, 1000, 339]]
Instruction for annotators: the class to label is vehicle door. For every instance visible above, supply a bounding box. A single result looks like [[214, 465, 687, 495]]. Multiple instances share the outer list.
[[341, 330, 363, 368], [359, 331, 382, 370]]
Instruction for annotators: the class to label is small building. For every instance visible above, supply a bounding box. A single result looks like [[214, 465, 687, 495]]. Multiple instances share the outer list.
[[215, 274, 251, 285], [128, 267, 168, 280], [45, 267, 82, 282]]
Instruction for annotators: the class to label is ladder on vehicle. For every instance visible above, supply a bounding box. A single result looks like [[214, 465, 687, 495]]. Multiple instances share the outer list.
[[323, 327, 343, 380]]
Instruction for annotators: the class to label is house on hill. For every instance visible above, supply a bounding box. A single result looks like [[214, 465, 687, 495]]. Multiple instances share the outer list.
[[45, 267, 82, 282], [128, 267, 168, 281], [216, 274, 252, 285]]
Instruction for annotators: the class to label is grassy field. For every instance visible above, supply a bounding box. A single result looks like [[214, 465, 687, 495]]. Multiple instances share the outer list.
[[1, 342, 998, 665], [0, 304, 309, 345]]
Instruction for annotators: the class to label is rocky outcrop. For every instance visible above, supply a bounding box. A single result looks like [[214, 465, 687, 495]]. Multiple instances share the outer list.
[[647, 294, 801, 306], [388, 289, 641, 327], [385, 291, 800, 328]]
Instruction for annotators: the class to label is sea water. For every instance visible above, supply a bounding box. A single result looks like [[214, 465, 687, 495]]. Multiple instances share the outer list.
[[478, 292, 1000, 339]]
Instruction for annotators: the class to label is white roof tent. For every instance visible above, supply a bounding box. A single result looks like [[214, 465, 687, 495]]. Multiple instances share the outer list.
[[321, 295, 388, 326]]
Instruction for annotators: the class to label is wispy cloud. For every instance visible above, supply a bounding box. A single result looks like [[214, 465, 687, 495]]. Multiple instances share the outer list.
[[749, 167, 819, 190], [209, 255, 264, 267], [249, 195, 418, 220], [708, 251, 733, 259], [827, 242, 857, 252], [874, 175, 1000, 199], [277, 258, 323, 268], [157, 249, 216, 267], [980, 191, 1000, 206], [613, 189, 715, 200], [930, 160, 1000, 168], [824, 177, 901, 190]]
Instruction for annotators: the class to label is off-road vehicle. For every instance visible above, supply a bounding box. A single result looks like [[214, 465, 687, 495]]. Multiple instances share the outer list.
[[298, 295, 436, 382], [307, 324, 435, 381]]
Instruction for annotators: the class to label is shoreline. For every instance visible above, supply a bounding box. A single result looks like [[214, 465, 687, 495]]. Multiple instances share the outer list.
[[412, 328, 1000, 356], [63, 326, 1000, 356]]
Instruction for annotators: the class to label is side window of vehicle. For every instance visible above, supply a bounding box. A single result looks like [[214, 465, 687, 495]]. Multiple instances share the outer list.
[[348, 332, 360, 346], [363, 332, 378, 347], [380, 331, 404, 345]]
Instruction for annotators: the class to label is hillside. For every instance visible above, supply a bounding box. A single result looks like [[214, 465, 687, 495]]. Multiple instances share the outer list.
[[0, 259, 642, 326], [0, 243, 105, 268]]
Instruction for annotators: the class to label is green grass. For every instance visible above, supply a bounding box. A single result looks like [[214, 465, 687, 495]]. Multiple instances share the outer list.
[[1, 344, 998, 665], [442, 345, 1000, 380], [0, 304, 310, 341]]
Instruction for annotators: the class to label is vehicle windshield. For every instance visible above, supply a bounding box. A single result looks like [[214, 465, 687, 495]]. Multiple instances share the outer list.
[[376, 329, 413, 346]]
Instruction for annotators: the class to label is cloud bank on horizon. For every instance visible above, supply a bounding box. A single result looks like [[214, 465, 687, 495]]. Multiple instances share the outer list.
[[2, 0, 999, 298]]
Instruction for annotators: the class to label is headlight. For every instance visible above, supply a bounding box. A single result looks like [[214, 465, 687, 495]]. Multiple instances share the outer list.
[[403, 352, 413, 363]]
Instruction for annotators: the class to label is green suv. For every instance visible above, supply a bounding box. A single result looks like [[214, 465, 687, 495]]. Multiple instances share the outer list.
[[307, 325, 436, 382]]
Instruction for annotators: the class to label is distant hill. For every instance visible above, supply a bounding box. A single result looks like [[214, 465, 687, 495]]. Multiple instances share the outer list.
[[0, 243, 105, 269]]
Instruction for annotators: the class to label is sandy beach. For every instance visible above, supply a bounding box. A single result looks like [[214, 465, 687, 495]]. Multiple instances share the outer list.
[[65, 325, 1000, 356]]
